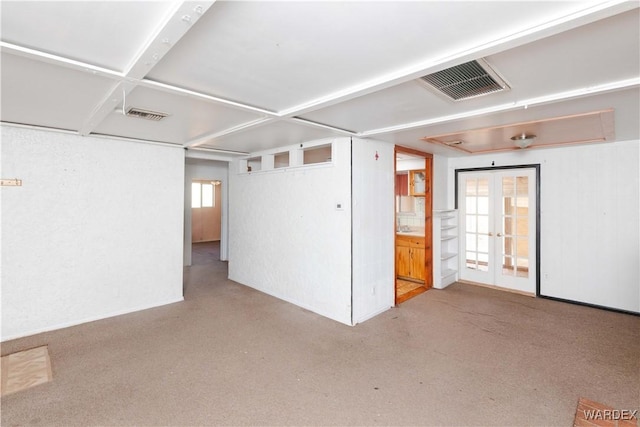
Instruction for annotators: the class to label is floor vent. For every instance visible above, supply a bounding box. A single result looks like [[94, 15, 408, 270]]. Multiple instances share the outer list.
[[419, 58, 510, 101], [126, 107, 169, 121]]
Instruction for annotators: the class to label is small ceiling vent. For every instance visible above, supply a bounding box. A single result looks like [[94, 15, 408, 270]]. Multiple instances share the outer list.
[[125, 107, 169, 121], [419, 58, 510, 101]]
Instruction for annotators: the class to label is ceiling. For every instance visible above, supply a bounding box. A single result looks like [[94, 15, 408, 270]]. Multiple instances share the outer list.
[[1, 1, 638, 158]]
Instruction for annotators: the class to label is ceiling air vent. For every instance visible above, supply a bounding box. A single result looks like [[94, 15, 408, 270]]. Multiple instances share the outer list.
[[125, 107, 169, 121], [419, 58, 510, 101]]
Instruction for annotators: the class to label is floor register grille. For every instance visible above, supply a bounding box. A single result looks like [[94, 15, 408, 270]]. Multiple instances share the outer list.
[[1, 345, 53, 396]]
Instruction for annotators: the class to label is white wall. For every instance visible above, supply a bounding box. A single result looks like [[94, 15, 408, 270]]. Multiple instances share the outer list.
[[447, 140, 640, 313], [1, 126, 185, 340], [432, 154, 448, 210], [228, 138, 353, 325], [184, 157, 229, 264], [396, 158, 424, 171], [352, 138, 395, 324]]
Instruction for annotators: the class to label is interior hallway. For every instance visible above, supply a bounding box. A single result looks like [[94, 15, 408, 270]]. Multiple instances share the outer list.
[[1, 243, 638, 426]]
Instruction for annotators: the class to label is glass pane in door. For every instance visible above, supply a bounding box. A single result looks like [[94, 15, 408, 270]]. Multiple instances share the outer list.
[[501, 175, 529, 278], [465, 177, 490, 272], [460, 168, 536, 293]]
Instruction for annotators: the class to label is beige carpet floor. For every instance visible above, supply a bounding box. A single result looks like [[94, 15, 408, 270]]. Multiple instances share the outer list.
[[1, 241, 639, 426]]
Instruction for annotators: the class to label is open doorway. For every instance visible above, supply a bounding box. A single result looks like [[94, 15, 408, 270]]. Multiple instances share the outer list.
[[184, 157, 229, 267], [191, 179, 222, 265], [395, 147, 433, 304]]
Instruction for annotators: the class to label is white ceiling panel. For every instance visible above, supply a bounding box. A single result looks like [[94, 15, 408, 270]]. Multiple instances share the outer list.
[[0, 53, 118, 131], [298, 80, 456, 133], [1, 1, 638, 157], [487, 8, 640, 99], [147, 1, 593, 112], [375, 88, 640, 156], [0, 1, 175, 71], [299, 8, 640, 134], [92, 86, 265, 145], [197, 120, 345, 153]]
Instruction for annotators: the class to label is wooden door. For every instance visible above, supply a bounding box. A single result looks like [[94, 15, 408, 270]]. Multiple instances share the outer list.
[[410, 247, 426, 281], [191, 180, 222, 243], [396, 245, 411, 278]]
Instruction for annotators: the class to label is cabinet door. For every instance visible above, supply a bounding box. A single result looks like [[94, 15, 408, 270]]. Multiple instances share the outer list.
[[410, 170, 426, 196], [410, 248, 426, 281], [396, 173, 409, 196], [396, 245, 411, 278]]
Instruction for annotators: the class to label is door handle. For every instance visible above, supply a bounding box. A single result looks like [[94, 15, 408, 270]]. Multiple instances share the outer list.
[[488, 232, 493, 237], [497, 232, 503, 237]]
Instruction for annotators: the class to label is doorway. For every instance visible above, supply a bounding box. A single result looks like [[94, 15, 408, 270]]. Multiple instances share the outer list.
[[457, 166, 539, 294], [394, 147, 433, 304], [191, 179, 222, 244]]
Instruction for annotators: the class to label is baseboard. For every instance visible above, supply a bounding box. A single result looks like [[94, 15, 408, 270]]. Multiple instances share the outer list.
[[1, 296, 185, 342], [352, 305, 393, 325], [457, 280, 640, 316], [539, 294, 640, 317], [457, 280, 535, 297], [229, 277, 352, 327]]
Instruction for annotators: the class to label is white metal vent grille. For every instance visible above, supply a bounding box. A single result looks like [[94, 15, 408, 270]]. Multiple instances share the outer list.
[[419, 59, 510, 101], [126, 107, 169, 121]]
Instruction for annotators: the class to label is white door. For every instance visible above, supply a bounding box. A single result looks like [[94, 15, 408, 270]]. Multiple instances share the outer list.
[[459, 169, 536, 294]]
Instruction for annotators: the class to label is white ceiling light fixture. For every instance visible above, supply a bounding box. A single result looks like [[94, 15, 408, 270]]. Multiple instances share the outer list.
[[511, 133, 536, 149]]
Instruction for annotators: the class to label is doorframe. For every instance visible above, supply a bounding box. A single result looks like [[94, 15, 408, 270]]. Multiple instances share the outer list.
[[394, 146, 433, 304], [454, 164, 541, 296], [183, 157, 230, 267]]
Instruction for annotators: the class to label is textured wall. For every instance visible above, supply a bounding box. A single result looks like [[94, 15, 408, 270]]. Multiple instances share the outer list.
[[447, 140, 640, 313], [432, 155, 448, 210], [351, 138, 395, 323], [228, 138, 352, 325], [1, 126, 185, 340]]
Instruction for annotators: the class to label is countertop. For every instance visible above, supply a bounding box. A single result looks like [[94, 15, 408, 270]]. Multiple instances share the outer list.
[[396, 227, 425, 237]]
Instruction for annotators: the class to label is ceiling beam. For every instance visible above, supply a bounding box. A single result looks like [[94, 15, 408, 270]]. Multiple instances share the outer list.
[[185, 117, 276, 148], [0, 41, 122, 79], [277, 0, 638, 119], [77, 81, 136, 137], [138, 79, 278, 117], [124, 1, 216, 80], [360, 77, 640, 137], [3, 1, 636, 150], [289, 117, 358, 136], [79, 1, 215, 136], [2, 39, 279, 137]]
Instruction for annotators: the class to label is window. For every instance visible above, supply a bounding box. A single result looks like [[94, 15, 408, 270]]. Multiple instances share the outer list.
[[274, 152, 290, 168], [192, 180, 216, 208], [202, 183, 213, 207], [303, 144, 332, 165]]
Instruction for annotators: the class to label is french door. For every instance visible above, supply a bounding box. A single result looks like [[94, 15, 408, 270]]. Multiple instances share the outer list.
[[458, 168, 537, 294]]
